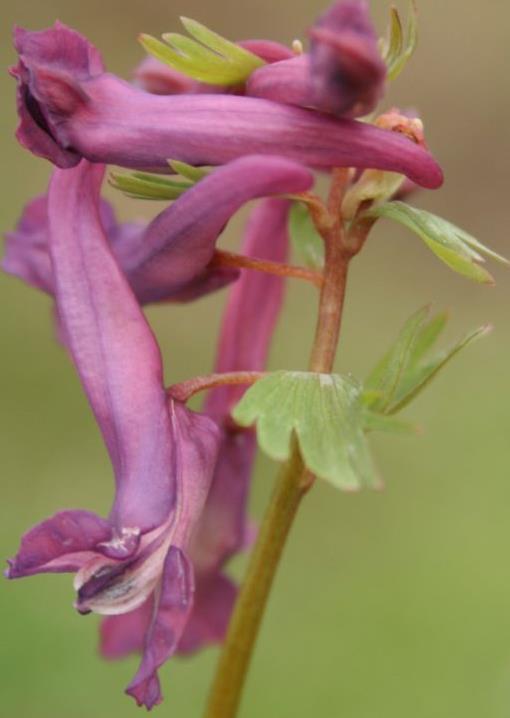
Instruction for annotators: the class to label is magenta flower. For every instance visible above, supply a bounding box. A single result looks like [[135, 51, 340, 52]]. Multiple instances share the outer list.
[[5, 159, 222, 709], [12, 23, 442, 187], [177, 197, 293, 651], [247, 0, 386, 119], [3, 155, 313, 304]]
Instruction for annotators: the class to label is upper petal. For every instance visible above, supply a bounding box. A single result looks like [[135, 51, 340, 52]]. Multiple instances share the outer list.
[[47, 160, 175, 533], [6, 509, 112, 578]]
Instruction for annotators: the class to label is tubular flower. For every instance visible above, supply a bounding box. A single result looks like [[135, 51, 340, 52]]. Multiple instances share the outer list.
[[5, 160, 221, 709], [12, 23, 442, 187], [3, 155, 314, 304], [178, 197, 293, 652], [247, 0, 386, 118]]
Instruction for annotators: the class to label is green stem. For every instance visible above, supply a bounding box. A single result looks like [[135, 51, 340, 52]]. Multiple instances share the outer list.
[[203, 179, 350, 718]]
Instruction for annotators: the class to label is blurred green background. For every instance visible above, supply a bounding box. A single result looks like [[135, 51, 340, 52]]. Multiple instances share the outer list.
[[1, 1, 509, 716]]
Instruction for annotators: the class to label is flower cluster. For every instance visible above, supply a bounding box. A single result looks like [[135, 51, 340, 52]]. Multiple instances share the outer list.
[[4, 1, 444, 710]]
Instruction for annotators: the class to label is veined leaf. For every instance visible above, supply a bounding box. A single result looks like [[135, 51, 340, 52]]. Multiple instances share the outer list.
[[365, 201, 508, 284], [364, 306, 429, 412], [381, 2, 418, 81], [109, 171, 194, 201], [364, 308, 492, 417], [232, 371, 380, 491], [140, 18, 264, 86], [388, 324, 492, 413], [289, 202, 324, 269], [410, 310, 449, 366]]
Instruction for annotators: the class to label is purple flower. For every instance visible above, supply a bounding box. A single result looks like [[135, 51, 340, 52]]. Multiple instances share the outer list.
[[5, 159, 221, 709], [247, 0, 386, 119], [12, 23, 443, 188], [179, 197, 293, 652], [3, 155, 314, 304]]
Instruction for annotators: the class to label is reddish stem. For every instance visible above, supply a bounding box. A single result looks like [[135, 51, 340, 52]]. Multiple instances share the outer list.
[[212, 249, 324, 288], [168, 371, 264, 403]]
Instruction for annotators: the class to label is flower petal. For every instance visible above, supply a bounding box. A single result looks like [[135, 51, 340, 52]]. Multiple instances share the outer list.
[[126, 546, 194, 709], [12, 22, 103, 167], [177, 572, 236, 654], [100, 596, 154, 659], [6, 510, 112, 578], [47, 160, 175, 533], [13, 24, 443, 188]]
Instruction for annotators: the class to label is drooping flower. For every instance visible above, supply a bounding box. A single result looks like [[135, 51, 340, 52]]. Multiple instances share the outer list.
[[5, 159, 221, 709], [3, 155, 314, 304], [178, 197, 293, 651], [246, 0, 386, 119], [11, 23, 442, 188]]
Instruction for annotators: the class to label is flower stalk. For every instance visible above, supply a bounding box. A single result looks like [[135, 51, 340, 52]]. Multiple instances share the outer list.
[[212, 249, 324, 288], [203, 174, 351, 718], [168, 372, 265, 403]]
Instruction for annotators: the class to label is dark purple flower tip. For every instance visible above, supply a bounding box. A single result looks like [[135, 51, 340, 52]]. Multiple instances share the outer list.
[[309, 0, 387, 117], [11, 22, 103, 167]]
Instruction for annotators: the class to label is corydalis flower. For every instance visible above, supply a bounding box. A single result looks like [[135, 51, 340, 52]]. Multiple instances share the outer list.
[[6, 160, 221, 709], [180, 198, 293, 651], [247, 0, 386, 119], [11, 22, 442, 188], [3, 155, 314, 304]]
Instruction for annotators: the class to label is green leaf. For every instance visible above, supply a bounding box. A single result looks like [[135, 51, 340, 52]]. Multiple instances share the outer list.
[[388, 324, 492, 413], [232, 371, 380, 491], [410, 310, 449, 366], [381, 2, 418, 81], [289, 202, 324, 269], [109, 171, 194, 201], [380, 7, 403, 71], [364, 306, 430, 412], [167, 160, 209, 182], [139, 18, 264, 87], [365, 201, 508, 284]]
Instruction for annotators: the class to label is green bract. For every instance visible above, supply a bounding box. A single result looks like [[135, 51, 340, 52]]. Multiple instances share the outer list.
[[364, 201, 509, 283], [289, 202, 324, 269], [364, 307, 491, 417], [380, 2, 418, 81], [109, 171, 195, 201], [232, 371, 379, 491], [139, 17, 265, 86]]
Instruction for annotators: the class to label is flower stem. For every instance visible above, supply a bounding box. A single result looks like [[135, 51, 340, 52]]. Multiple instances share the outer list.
[[212, 249, 324, 288], [168, 371, 264, 403], [203, 181, 350, 718]]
